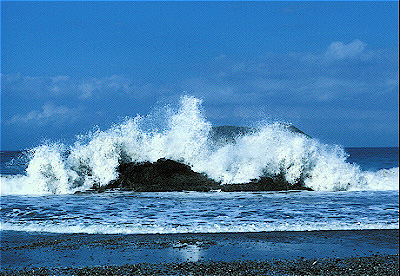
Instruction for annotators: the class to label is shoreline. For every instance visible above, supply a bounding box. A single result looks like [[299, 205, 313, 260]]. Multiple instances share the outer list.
[[1, 255, 399, 275], [1, 229, 398, 274]]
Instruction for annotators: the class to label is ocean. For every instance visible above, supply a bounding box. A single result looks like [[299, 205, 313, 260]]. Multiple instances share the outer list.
[[0, 96, 398, 235]]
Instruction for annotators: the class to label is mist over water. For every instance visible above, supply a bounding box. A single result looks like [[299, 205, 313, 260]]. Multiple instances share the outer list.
[[1, 96, 398, 195]]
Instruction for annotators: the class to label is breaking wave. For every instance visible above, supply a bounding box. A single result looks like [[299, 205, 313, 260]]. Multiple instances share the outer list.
[[1, 96, 398, 195]]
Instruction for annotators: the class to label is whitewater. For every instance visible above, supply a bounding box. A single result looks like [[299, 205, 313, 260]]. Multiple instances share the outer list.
[[1, 95, 398, 234], [1, 95, 398, 195]]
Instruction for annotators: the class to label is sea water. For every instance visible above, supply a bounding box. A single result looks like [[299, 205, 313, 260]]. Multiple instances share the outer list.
[[0, 96, 398, 234]]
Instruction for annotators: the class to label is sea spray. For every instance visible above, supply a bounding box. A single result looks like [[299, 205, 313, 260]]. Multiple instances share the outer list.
[[1, 95, 398, 195]]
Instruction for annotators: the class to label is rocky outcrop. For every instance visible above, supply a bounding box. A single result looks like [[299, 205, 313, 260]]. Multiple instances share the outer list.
[[95, 125, 313, 192], [106, 158, 217, 192], [104, 158, 311, 192], [209, 125, 310, 144]]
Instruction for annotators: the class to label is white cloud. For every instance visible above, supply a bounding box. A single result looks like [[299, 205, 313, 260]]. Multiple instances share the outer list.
[[78, 82, 96, 99], [8, 103, 79, 126], [2, 40, 397, 127], [324, 39, 367, 60], [2, 74, 153, 100], [188, 39, 397, 106], [77, 75, 134, 99]]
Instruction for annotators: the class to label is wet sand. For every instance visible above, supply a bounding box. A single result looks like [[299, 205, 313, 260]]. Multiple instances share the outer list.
[[1, 229, 399, 275]]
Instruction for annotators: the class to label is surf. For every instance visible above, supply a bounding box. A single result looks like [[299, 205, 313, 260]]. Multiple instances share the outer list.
[[1, 95, 398, 195]]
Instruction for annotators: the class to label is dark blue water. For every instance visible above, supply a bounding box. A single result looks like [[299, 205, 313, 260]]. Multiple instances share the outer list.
[[345, 147, 398, 171]]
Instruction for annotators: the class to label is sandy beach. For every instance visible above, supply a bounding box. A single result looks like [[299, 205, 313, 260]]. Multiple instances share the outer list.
[[1, 229, 398, 275]]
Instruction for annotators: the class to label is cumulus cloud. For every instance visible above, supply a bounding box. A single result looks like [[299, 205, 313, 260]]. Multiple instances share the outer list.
[[8, 103, 79, 126]]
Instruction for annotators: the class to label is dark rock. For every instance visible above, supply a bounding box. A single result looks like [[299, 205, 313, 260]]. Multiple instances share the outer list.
[[107, 158, 219, 192], [209, 126, 254, 144], [103, 158, 311, 192], [220, 174, 311, 192], [209, 125, 311, 145]]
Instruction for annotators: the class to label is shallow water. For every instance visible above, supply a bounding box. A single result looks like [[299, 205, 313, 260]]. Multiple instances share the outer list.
[[1, 190, 398, 234], [2, 230, 399, 269]]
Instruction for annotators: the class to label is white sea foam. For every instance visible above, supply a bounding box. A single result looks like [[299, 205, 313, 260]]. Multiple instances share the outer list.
[[1, 221, 397, 234], [1, 95, 398, 195], [1, 190, 398, 233]]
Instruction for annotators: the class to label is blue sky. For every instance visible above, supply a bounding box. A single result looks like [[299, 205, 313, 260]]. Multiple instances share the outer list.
[[1, 1, 398, 150]]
